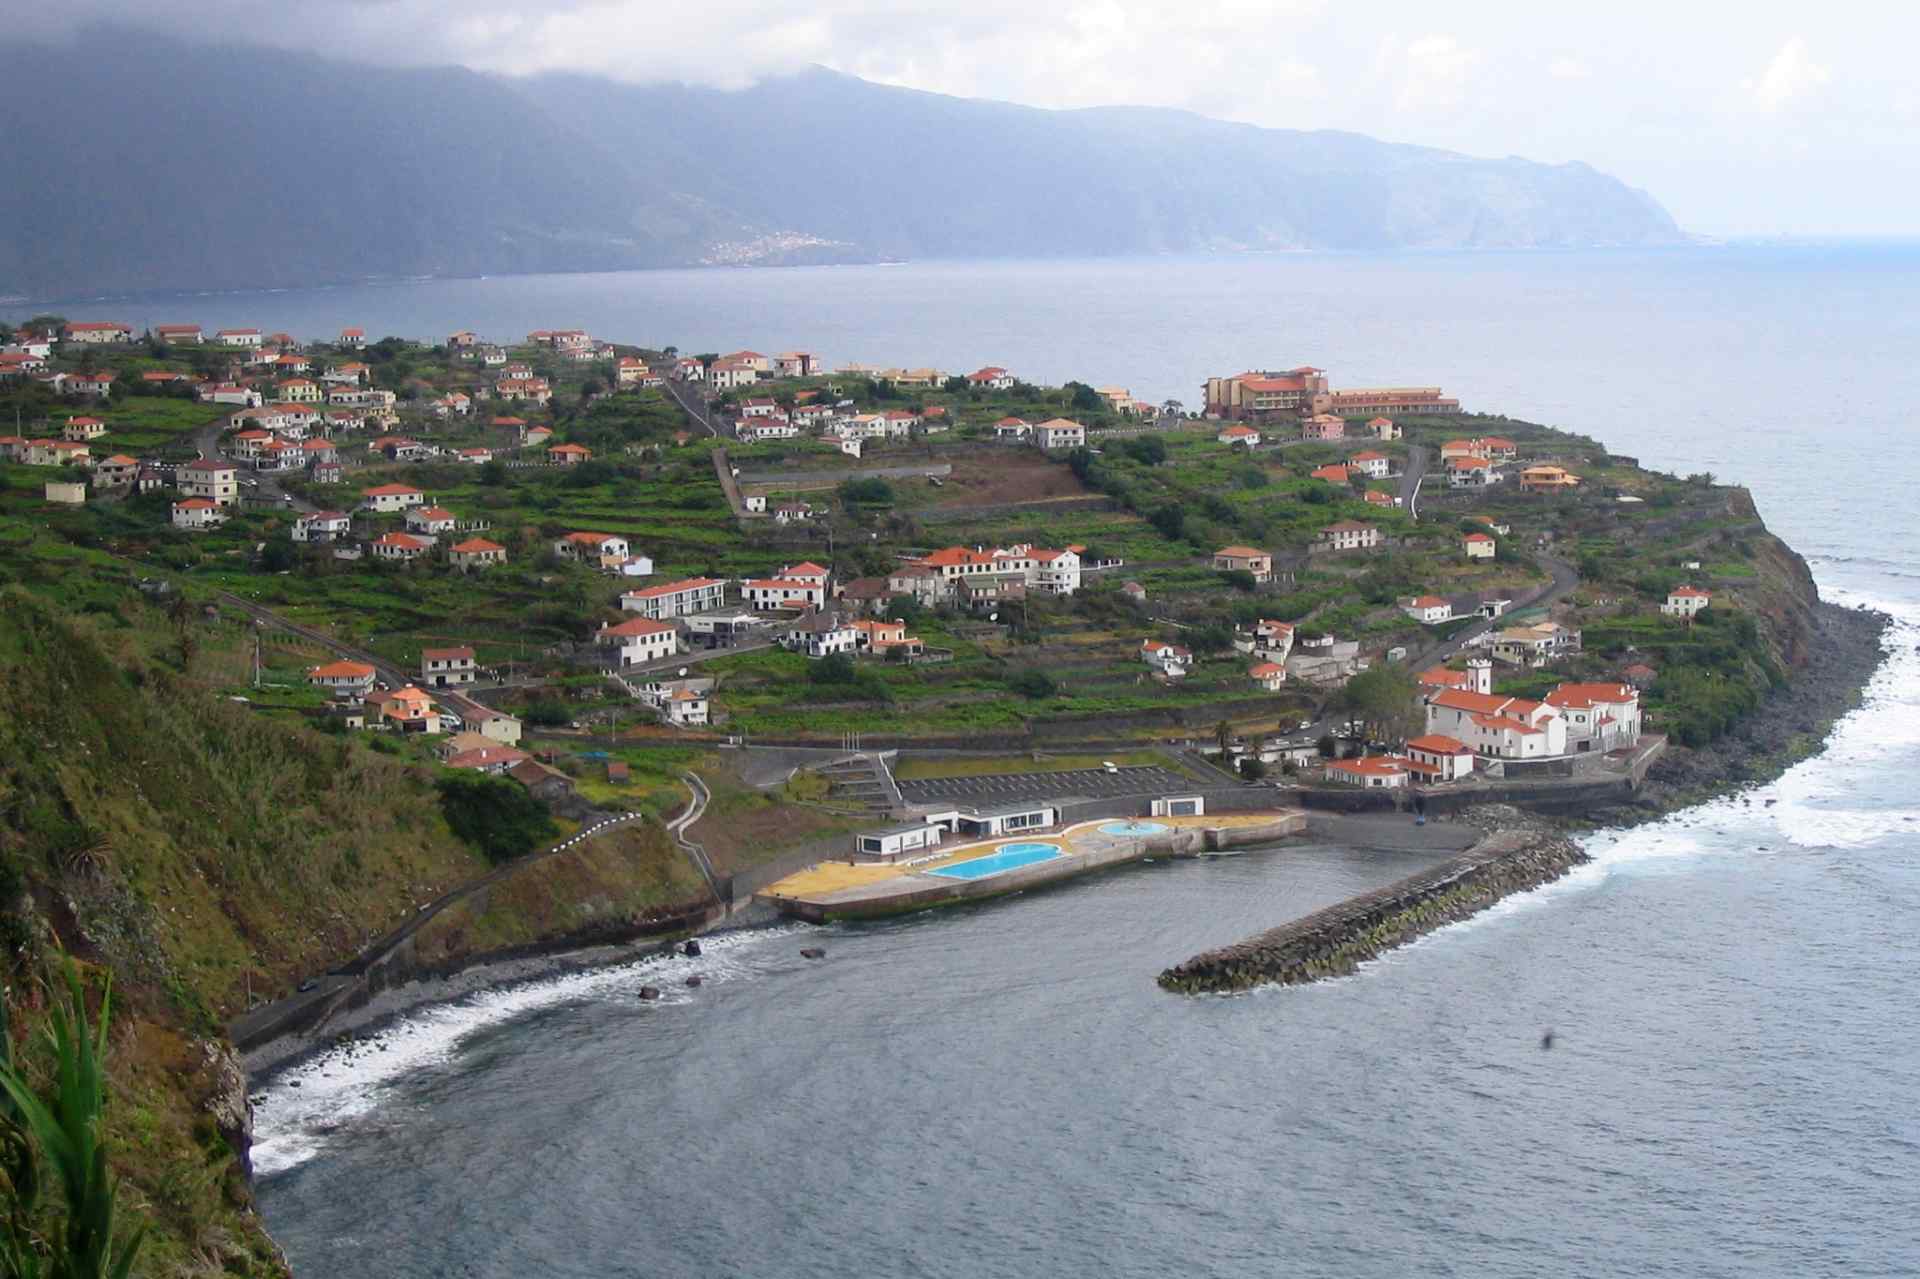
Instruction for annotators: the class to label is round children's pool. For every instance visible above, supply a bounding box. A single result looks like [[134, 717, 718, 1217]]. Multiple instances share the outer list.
[[1099, 820, 1171, 836]]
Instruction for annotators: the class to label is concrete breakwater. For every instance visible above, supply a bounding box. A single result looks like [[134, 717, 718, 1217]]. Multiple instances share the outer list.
[[1157, 829, 1589, 994]]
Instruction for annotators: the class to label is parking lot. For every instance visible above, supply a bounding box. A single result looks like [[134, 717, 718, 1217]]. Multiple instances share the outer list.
[[897, 765, 1190, 805]]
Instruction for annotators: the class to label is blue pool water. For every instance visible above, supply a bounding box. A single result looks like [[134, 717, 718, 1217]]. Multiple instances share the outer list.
[[1100, 821, 1170, 836], [926, 842, 1064, 880]]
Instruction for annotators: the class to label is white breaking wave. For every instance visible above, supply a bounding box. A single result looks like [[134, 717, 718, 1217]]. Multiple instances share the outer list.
[[1345, 588, 1919, 958], [250, 925, 808, 1177]]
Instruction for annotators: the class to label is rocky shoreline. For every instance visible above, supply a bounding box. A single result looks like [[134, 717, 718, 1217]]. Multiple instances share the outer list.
[[1601, 600, 1890, 821]]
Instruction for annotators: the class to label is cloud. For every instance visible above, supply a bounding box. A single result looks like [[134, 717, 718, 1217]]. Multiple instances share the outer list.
[[1548, 56, 1589, 80], [1745, 36, 1830, 112], [1386, 34, 1482, 113]]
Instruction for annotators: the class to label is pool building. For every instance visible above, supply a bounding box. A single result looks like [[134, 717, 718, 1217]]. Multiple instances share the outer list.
[[853, 803, 1060, 863]]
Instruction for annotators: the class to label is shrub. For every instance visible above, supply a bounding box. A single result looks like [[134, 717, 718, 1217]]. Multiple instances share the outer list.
[[436, 772, 558, 864], [1007, 669, 1057, 699]]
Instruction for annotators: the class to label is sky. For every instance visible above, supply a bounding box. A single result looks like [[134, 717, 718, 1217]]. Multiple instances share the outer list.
[[15, 1, 1919, 237]]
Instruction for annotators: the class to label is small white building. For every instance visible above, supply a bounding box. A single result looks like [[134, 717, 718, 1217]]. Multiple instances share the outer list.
[[1463, 532, 1496, 560], [1326, 756, 1411, 788], [1141, 639, 1193, 678], [1034, 418, 1087, 450], [854, 820, 947, 862], [1662, 586, 1711, 618], [1403, 735, 1475, 782], [600, 617, 680, 667]]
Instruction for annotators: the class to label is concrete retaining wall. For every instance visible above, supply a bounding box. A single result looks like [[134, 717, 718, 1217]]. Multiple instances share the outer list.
[[1157, 829, 1587, 994]]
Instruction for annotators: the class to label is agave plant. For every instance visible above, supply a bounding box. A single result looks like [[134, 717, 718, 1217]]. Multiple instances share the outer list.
[[0, 961, 145, 1279]]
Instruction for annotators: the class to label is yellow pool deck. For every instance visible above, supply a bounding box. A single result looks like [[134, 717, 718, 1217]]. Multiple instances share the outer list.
[[761, 813, 1298, 906]]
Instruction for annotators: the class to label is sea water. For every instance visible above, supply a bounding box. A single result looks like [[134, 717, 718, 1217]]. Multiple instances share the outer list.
[[203, 247, 1920, 1276]]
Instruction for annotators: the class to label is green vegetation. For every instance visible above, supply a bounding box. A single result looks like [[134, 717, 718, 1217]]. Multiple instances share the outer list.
[[436, 773, 559, 863], [0, 960, 147, 1279]]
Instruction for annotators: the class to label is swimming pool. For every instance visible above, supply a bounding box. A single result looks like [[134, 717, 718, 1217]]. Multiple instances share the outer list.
[[1099, 821, 1170, 836], [926, 842, 1065, 880]]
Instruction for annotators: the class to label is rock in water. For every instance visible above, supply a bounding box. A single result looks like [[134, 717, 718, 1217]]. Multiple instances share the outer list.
[[685, 974, 704, 988], [800, 947, 826, 960], [683, 939, 703, 958], [638, 986, 662, 1001]]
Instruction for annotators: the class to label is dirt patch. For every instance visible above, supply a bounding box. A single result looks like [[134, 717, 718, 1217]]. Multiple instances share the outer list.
[[924, 454, 1090, 507], [687, 772, 866, 874]]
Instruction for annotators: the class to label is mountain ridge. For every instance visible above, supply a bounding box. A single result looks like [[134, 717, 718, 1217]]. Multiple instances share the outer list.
[[0, 36, 1684, 299]]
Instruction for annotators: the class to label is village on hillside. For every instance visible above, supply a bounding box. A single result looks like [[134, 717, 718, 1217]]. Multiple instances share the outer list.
[[1, 315, 1770, 867]]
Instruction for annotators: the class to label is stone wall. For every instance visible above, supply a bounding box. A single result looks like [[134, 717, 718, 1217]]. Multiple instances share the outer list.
[[1157, 829, 1588, 994]]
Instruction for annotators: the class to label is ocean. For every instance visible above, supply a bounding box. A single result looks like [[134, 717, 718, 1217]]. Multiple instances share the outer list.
[[103, 248, 1919, 1276]]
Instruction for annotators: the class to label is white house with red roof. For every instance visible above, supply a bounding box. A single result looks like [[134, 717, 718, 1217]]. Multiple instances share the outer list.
[[178, 458, 238, 504], [61, 416, 107, 442], [404, 505, 458, 536], [1235, 618, 1295, 662], [449, 537, 508, 571], [621, 577, 727, 620], [1141, 639, 1193, 678], [171, 497, 226, 530], [1544, 683, 1642, 753], [1249, 661, 1286, 691], [1366, 416, 1400, 440], [214, 328, 262, 348], [153, 323, 202, 344], [1662, 586, 1711, 618], [741, 569, 829, 610], [1403, 735, 1475, 782], [1349, 450, 1391, 479], [308, 659, 377, 699], [1403, 595, 1454, 624], [66, 371, 115, 399], [1316, 521, 1381, 552], [1447, 456, 1500, 488], [1417, 659, 1493, 696], [1327, 756, 1410, 788], [552, 531, 628, 564], [361, 482, 425, 513], [1423, 689, 1567, 759], [1217, 424, 1262, 447], [1034, 418, 1086, 450], [199, 384, 261, 407], [967, 366, 1015, 390], [372, 531, 431, 561], [339, 327, 365, 347], [993, 416, 1030, 440], [293, 510, 352, 543], [1463, 531, 1496, 560], [420, 646, 476, 687]]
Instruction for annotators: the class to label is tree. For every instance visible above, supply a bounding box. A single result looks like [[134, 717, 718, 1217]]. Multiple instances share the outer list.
[[1123, 434, 1166, 466], [1339, 663, 1421, 744], [1215, 718, 1233, 752], [258, 539, 297, 573], [436, 773, 559, 864], [479, 460, 507, 486], [1007, 668, 1057, 699], [1066, 381, 1103, 413], [1148, 503, 1187, 542], [1238, 757, 1267, 781], [0, 959, 148, 1279], [810, 653, 858, 685]]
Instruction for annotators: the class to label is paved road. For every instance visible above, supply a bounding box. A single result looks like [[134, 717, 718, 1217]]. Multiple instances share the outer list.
[[1398, 443, 1430, 518], [187, 416, 318, 514], [1405, 552, 1580, 671], [661, 375, 728, 439], [898, 764, 1190, 805]]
